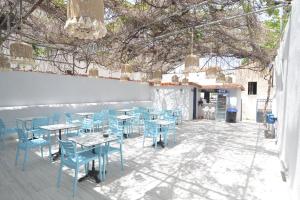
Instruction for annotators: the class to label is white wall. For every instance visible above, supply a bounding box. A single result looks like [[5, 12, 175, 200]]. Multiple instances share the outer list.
[[151, 86, 194, 120], [235, 67, 271, 121], [273, 2, 300, 200], [0, 71, 152, 127]]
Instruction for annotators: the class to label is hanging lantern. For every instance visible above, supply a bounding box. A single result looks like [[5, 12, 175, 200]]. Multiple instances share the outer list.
[[0, 55, 11, 71], [171, 75, 179, 83], [225, 76, 233, 83], [184, 54, 199, 74], [10, 42, 35, 65], [216, 73, 226, 83], [141, 73, 148, 83], [153, 70, 162, 85], [65, 0, 107, 40], [206, 66, 221, 78], [181, 77, 189, 85], [120, 64, 132, 81], [88, 67, 99, 77]]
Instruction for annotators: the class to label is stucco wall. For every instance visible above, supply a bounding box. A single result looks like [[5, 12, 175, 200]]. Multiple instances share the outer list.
[[235, 68, 271, 121], [151, 86, 194, 120], [273, 2, 300, 200], [0, 71, 152, 127]]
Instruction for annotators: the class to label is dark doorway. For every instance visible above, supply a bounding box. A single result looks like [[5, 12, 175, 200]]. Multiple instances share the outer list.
[[204, 91, 210, 103], [193, 88, 197, 120]]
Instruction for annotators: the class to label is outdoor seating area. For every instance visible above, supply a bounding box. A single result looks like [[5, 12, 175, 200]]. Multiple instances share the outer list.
[[0, 120, 287, 200], [1, 0, 300, 200], [1, 107, 182, 196]]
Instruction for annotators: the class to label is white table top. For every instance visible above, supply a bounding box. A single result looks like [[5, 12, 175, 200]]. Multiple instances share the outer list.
[[16, 116, 47, 121], [116, 115, 135, 120], [40, 123, 80, 131], [153, 120, 173, 126], [69, 132, 118, 147], [117, 109, 134, 112], [75, 112, 94, 116]]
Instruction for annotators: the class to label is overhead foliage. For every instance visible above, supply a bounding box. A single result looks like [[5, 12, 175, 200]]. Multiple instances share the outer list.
[[0, 0, 291, 74]]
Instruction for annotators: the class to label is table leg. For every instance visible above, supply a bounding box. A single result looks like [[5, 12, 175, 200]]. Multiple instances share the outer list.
[[51, 129, 62, 161], [79, 145, 101, 183], [152, 126, 165, 148]]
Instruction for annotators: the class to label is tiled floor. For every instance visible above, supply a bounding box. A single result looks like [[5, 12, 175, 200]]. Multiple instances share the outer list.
[[0, 120, 288, 200]]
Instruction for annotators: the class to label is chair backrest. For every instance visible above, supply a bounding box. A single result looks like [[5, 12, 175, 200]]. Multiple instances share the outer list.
[[93, 112, 104, 121], [144, 120, 158, 136], [108, 118, 123, 139], [0, 118, 5, 135], [16, 128, 28, 143], [32, 117, 49, 129], [81, 118, 93, 130], [108, 109, 117, 116], [58, 139, 76, 158], [51, 113, 60, 124], [65, 113, 73, 124]]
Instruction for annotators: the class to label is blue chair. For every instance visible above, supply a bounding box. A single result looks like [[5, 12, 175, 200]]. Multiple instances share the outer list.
[[57, 139, 101, 197], [15, 128, 52, 170], [31, 117, 49, 139], [143, 120, 159, 149], [79, 118, 94, 134], [0, 119, 16, 147], [65, 113, 81, 124], [161, 113, 177, 145], [93, 112, 105, 131], [100, 118, 124, 177], [51, 113, 60, 125]]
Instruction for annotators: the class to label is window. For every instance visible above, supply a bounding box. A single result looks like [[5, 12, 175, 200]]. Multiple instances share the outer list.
[[248, 82, 257, 95]]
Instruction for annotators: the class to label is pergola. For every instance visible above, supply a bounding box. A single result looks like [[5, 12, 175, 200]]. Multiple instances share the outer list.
[[0, 0, 290, 75]]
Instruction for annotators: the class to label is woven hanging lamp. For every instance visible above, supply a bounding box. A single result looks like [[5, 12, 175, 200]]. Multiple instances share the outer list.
[[65, 0, 107, 40], [206, 66, 221, 78], [225, 76, 232, 83], [153, 70, 162, 85], [181, 76, 189, 85], [171, 75, 179, 83], [0, 55, 10, 71], [216, 73, 226, 83], [10, 42, 35, 65], [88, 67, 99, 77], [120, 63, 132, 81], [184, 17, 199, 74]]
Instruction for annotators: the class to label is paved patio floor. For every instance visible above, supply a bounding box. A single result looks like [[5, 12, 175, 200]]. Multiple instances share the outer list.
[[0, 120, 288, 200]]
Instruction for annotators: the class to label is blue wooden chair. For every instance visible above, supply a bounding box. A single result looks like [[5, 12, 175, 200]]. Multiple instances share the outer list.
[[98, 118, 124, 180], [143, 120, 159, 149], [57, 139, 101, 197], [0, 119, 16, 148], [65, 113, 81, 124], [51, 113, 60, 125], [161, 113, 177, 145], [15, 128, 52, 170], [93, 112, 105, 131]]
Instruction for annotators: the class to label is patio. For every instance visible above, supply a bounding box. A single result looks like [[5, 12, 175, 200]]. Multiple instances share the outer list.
[[0, 120, 286, 200]]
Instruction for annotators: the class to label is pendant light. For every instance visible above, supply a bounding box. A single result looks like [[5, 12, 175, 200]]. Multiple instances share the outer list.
[[0, 55, 10, 71], [65, 0, 107, 40]]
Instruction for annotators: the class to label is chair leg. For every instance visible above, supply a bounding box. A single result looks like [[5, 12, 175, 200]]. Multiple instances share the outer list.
[[73, 167, 79, 197], [102, 155, 106, 181], [48, 144, 52, 161], [120, 144, 124, 171], [22, 149, 28, 171], [142, 136, 145, 147], [40, 147, 44, 158], [15, 146, 20, 166], [98, 157, 102, 181], [57, 162, 63, 189]]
